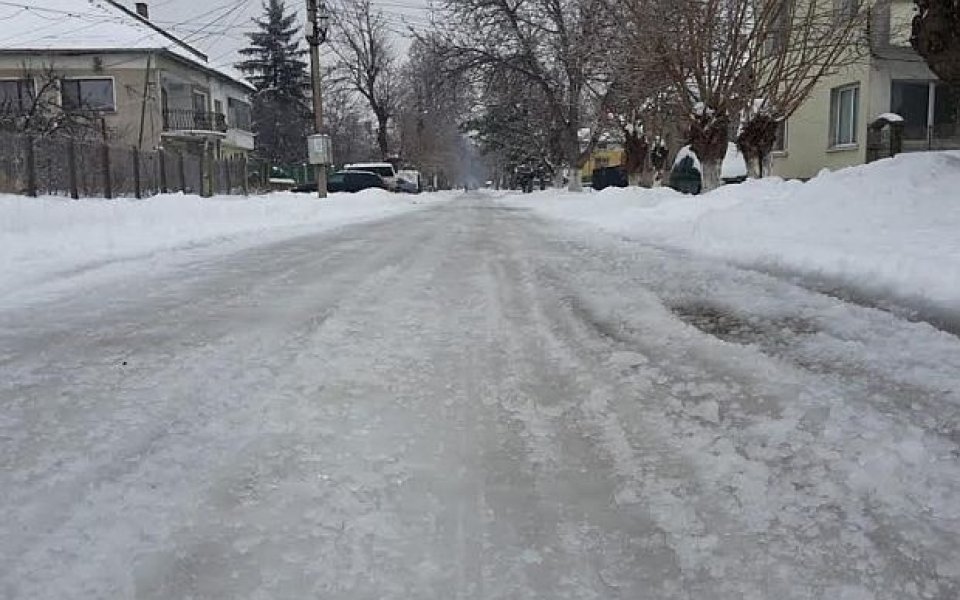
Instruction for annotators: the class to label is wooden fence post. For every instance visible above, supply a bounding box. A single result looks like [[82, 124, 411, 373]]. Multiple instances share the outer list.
[[198, 149, 207, 197], [177, 151, 186, 193], [67, 139, 80, 200], [132, 147, 142, 199], [224, 157, 233, 194], [241, 155, 249, 195], [159, 149, 168, 193], [24, 136, 37, 197], [101, 141, 112, 199], [100, 120, 112, 199]]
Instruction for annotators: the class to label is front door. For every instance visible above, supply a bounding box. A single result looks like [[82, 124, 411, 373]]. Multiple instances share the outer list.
[[192, 91, 208, 129]]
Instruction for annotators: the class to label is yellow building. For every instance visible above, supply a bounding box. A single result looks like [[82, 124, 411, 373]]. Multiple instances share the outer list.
[[581, 142, 626, 183]]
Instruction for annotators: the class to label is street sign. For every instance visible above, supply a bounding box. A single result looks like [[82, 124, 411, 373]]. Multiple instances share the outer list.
[[307, 134, 332, 165]]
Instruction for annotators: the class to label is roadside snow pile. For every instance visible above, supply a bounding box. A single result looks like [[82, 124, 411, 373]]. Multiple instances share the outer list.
[[507, 151, 960, 315], [0, 190, 450, 294]]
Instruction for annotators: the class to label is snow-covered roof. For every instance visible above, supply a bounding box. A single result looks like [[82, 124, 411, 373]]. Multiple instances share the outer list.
[[0, 1, 252, 90]]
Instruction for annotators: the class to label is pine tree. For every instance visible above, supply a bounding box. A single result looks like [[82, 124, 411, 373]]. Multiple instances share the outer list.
[[237, 0, 311, 165]]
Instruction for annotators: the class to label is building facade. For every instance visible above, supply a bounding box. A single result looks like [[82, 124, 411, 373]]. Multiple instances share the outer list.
[[0, 1, 254, 159], [772, 0, 960, 179]]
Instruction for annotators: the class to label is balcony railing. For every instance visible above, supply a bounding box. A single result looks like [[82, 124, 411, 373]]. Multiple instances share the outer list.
[[162, 109, 227, 133]]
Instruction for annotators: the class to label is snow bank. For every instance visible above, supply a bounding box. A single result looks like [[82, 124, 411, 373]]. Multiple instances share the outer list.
[[0, 190, 453, 294], [505, 151, 960, 316]]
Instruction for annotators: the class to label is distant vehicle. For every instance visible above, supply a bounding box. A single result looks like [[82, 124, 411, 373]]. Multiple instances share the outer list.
[[344, 162, 398, 190], [395, 177, 419, 193], [591, 165, 628, 191], [397, 169, 421, 193], [291, 170, 386, 193]]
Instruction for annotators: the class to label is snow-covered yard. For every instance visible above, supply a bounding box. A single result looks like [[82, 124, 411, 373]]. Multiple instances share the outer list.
[[505, 151, 960, 325], [0, 189, 453, 300]]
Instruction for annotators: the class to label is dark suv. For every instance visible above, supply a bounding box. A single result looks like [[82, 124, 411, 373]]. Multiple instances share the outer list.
[[293, 170, 386, 193]]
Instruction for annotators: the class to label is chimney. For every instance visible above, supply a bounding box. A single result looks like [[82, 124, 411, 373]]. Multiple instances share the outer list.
[[135, 2, 149, 19]]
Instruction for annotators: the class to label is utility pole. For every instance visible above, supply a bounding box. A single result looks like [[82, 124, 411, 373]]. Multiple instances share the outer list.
[[306, 0, 330, 198]]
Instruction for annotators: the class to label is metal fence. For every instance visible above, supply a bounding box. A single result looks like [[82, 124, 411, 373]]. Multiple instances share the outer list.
[[0, 133, 263, 199]]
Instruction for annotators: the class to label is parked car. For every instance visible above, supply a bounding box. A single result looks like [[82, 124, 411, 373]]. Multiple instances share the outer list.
[[591, 165, 628, 191], [292, 170, 386, 193], [397, 169, 422, 192], [344, 162, 398, 190], [395, 177, 419, 193]]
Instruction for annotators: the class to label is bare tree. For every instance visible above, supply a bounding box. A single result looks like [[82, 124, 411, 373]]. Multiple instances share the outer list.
[[0, 65, 105, 140], [330, 0, 398, 158], [427, 0, 613, 191], [323, 74, 379, 165], [397, 38, 472, 185], [620, 0, 868, 189]]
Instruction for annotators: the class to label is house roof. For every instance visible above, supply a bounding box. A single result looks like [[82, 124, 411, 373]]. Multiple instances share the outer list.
[[0, 0, 253, 90]]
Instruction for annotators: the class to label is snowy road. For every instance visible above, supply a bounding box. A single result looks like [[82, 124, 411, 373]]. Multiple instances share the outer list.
[[2, 193, 959, 599]]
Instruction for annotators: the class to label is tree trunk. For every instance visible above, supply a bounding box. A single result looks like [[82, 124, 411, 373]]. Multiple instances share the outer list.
[[623, 129, 648, 186], [375, 112, 390, 158], [737, 115, 778, 179], [700, 159, 722, 191], [688, 111, 729, 192], [565, 127, 584, 192], [568, 168, 583, 192]]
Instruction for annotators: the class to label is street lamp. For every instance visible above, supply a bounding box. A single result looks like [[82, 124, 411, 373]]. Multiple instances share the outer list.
[[306, 0, 331, 198]]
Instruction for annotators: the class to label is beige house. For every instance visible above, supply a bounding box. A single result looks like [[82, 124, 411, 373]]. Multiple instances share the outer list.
[[771, 0, 960, 179], [0, 1, 254, 159]]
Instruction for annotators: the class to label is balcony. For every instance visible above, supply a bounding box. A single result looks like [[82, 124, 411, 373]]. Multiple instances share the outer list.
[[162, 109, 227, 134]]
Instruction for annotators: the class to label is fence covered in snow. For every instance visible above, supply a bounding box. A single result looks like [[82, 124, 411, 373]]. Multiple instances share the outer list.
[[0, 134, 269, 199]]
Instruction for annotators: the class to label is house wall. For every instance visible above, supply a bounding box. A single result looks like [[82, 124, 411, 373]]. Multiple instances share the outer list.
[[771, 61, 871, 180], [156, 55, 254, 156], [0, 52, 163, 149], [0, 51, 252, 155]]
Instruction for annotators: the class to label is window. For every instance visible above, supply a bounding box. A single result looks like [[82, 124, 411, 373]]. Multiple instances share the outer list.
[[192, 91, 208, 113], [830, 84, 859, 147], [61, 78, 115, 112], [834, 0, 860, 20], [773, 119, 787, 152], [891, 81, 930, 139], [0, 79, 35, 114], [891, 80, 960, 140], [228, 98, 252, 130], [214, 99, 223, 116], [765, 0, 791, 54]]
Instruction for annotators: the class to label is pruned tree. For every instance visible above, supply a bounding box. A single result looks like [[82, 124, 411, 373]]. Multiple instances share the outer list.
[[426, 0, 613, 191], [621, 0, 754, 191], [911, 0, 960, 88], [602, 41, 683, 186], [237, 0, 312, 165], [330, 0, 398, 158], [620, 0, 868, 188], [736, 0, 868, 177]]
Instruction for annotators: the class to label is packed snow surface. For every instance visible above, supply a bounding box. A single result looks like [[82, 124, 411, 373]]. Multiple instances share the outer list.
[[505, 151, 960, 322], [2, 190, 959, 598]]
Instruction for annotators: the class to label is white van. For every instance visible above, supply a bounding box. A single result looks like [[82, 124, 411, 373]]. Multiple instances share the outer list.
[[344, 162, 397, 190]]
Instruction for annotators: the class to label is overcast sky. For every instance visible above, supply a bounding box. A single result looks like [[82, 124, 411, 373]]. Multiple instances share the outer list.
[[132, 0, 434, 70]]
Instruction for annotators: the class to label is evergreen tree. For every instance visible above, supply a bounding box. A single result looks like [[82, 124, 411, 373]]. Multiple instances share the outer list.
[[237, 0, 311, 165]]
